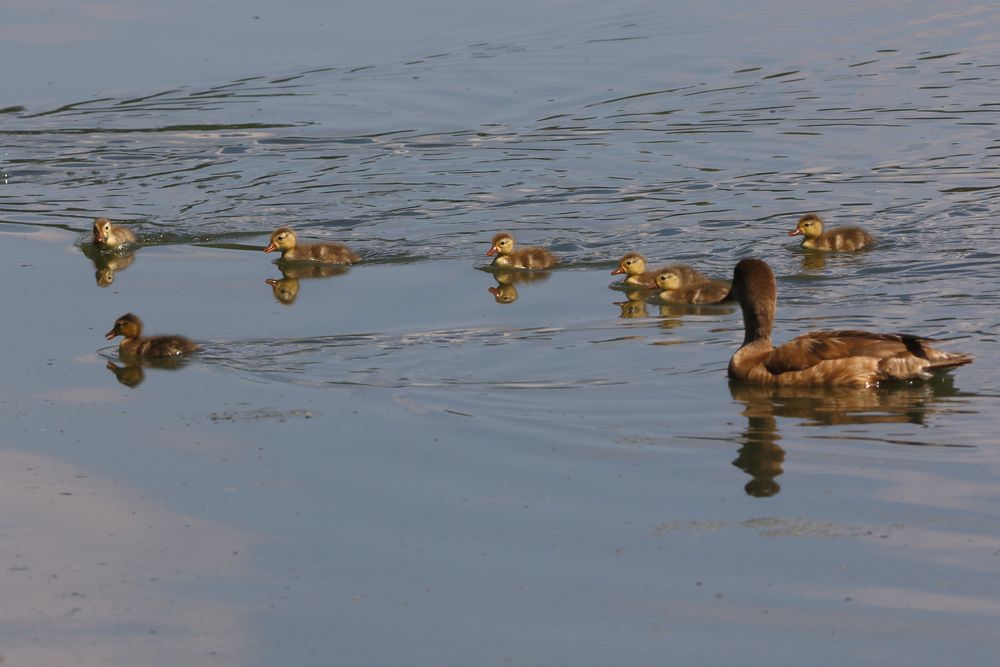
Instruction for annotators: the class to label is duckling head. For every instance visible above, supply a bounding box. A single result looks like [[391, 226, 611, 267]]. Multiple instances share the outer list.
[[93, 217, 113, 244], [96, 267, 115, 287], [105, 313, 143, 341], [654, 269, 683, 291], [611, 252, 646, 276], [789, 213, 824, 239], [488, 283, 518, 303], [265, 227, 297, 253], [486, 232, 515, 257]]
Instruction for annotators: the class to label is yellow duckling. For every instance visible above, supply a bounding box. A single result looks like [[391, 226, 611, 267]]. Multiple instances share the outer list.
[[788, 213, 874, 251], [654, 269, 731, 305], [264, 227, 359, 264], [611, 252, 706, 288], [92, 217, 136, 249], [104, 313, 199, 357], [486, 232, 557, 270], [266, 277, 300, 305], [726, 259, 971, 386]]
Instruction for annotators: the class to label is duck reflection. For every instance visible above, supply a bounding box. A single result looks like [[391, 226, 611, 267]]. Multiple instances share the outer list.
[[265, 263, 350, 305], [105, 356, 191, 388], [614, 289, 649, 318], [81, 244, 137, 287], [728, 376, 967, 497], [486, 270, 551, 304]]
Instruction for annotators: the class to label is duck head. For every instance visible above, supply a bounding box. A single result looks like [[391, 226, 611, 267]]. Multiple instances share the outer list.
[[654, 269, 683, 291], [105, 313, 143, 341], [486, 232, 514, 257], [726, 259, 776, 345], [265, 227, 297, 253], [92, 217, 113, 244], [788, 213, 824, 239], [611, 252, 646, 276]]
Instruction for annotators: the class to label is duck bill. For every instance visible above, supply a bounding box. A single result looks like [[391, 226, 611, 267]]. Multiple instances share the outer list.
[[486, 246, 498, 256], [265, 278, 278, 286], [610, 266, 625, 275], [264, 242, 278, 253], [787, 229, 802, 237], [104, 329, 118, 340], [488, 286, 500, 295]]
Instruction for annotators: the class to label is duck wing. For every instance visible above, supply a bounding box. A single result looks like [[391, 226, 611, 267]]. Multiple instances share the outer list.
[[764, 330, 934, 374]]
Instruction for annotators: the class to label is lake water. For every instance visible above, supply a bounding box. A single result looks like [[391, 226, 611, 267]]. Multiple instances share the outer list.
[[3, 1, 1000, 665]]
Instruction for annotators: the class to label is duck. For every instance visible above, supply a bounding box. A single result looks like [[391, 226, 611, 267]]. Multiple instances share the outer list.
[[725, 258, 971, 386], [654, 269, 731, 305], [92, 217, 136, 249], [264, 227, 359, 264], [486, 232, 557, 270], [104, 313, 199, 357], [611, 252, 706, 288], [788, 213, 874, 251]]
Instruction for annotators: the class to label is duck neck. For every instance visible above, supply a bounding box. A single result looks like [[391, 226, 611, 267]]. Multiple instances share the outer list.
[[740, 300, 773, 347]]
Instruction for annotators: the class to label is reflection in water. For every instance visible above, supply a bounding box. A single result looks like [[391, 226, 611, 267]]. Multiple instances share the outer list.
[[728, 377, 970, 497], [105, 356, 191, 388], [81, 245, 137, 287], [266, 263, 350, 305], [614, 288, 649, 318], [486, 269, 551, 304]]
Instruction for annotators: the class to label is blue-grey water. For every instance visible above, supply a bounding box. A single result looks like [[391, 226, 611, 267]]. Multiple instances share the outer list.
[[2, 1, 1000, 665]]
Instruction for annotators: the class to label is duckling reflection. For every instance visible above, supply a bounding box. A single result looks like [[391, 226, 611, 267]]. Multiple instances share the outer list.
[[614, 289, 649, 318], [91, 250, 136, 287], [265, 264, 350, 305], [728, 377, 968, 496], [486, 270, 551, 304], [105, 357, 191, 388]]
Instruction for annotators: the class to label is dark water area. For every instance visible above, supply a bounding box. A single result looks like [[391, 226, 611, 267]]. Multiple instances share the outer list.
[[2, 1, 1000, 665]]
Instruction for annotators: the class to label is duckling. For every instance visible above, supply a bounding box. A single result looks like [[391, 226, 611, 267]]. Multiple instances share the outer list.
[[93, 251, 136, 287], [92, 217, 136, 249], [486, 232, 557, 270], [725, 259, 971, 386], [614, 289, 649, 318], [104, 313, 199, 357], [611, 252, 706, 288], [654, 269, 731, 305], [264, 227, 359, 264], [788, 213, 874, 251]]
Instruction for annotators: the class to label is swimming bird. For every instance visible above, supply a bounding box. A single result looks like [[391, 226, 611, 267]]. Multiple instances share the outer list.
[[654, 269, 731, 305], [725, 258, 970, 386], [788, 213, 874, 251], [486, 232, 557, 270], [265, 227, 359, 264], [611, 252, 706, 288], [104, 313, 199, 357], [92, 217, 136, 249]]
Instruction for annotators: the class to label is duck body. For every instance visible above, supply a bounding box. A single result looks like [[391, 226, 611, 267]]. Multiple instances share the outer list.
[[611, 253, 705, 288], [265, 227, 359, 264], [105, 313, 198, 358], [789, 213, 874, 251], [726, 259, 971, 387], [486, 232, 557, 270], [92, 217, 136, 250], [654, 269, 730, 304]]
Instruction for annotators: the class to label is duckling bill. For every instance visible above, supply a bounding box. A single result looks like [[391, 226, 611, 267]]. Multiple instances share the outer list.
[[105, 313, 198, 357]]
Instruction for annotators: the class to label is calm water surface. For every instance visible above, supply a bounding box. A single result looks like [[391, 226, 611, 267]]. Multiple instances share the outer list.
[[2, 1, 1000, 665]]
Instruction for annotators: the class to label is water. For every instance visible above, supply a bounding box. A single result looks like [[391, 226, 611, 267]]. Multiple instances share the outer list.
[[3, 1, 1000, 665]]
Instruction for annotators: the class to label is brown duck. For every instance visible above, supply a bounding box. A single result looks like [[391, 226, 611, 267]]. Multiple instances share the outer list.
[[788, 213, 874, 251], [105, 313, 199, 357], [726, 259, 971, 386], [92, 217, 136, 249], [611, 252, 705, 288], [654, 269, 731, 305], [265, 227, 359, 264], [486, 232, 557, 270]]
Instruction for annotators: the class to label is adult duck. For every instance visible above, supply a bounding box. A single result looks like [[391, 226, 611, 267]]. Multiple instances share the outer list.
[[726, 259, 970, 386]]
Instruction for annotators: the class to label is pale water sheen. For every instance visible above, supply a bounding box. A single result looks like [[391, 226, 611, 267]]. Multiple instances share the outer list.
[[2, 1, 1000, 665]]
